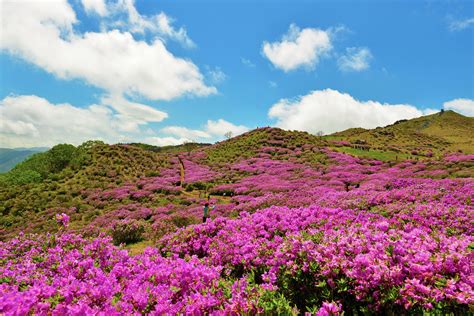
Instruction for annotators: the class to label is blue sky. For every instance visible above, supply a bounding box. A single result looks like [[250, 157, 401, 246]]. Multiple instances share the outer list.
[[0, 0, 473, 148]]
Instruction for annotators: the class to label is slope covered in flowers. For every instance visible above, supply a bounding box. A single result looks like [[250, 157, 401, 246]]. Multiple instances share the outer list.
[[1, 125, 473, 314]]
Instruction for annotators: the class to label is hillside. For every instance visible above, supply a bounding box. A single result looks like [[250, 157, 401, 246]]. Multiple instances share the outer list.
[[330, 110, 474, 157], [0, 114, 473, 314], [0, 147, 48, 172], [0, 128, 329, 239], [1, 118, 472, 241]]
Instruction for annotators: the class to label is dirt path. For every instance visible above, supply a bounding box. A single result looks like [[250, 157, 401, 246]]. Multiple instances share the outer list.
[[177, 156, 185, 187]]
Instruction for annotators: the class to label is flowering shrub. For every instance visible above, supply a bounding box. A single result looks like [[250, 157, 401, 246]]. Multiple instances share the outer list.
[[0, 233, 288, 315], [160, 205, 473, 314], [315, 301, 343, 316], [109, 219, 146, 245], [55, 213, 70, 228]]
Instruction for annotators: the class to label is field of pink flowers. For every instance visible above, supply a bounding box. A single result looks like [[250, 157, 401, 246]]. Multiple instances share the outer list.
[[1, 144, 473, 314]]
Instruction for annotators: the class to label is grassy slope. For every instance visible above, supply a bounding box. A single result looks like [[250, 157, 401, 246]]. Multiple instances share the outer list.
[[0, 128, 328, 239], [329, 110, 474, 157], [204, 127, 328, 165]]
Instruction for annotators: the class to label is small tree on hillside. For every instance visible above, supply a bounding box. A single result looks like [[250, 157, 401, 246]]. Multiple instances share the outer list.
[[224, 131, 233, 139]]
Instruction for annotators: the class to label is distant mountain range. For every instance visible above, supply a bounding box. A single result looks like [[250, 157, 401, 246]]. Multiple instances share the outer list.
[[0, 147, 49, 173]]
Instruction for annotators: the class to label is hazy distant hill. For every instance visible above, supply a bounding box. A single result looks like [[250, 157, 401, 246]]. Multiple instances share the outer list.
[[0, 147, 49, 173]]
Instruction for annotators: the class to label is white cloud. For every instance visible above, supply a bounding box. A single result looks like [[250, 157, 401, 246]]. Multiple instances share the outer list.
[[101, 95, 168, 132], [205, 119, 249, 137], [423, 108, 440, 115], [143, 136, 190, 146], [443, 98, 474, 116], [241, 58, 256, 68], [269, 81, 278, 88], [0, 95, 118, 147], [261, 23, 332, 72], [110, 0, 195, 48], [161, 119, 250, 142], [0, 0, 214, 101], [448, 17, 474, 31], [153, 12, 195, 48], [0, 94, 173, 147], [268, 89, 435, 134], [0, 93, 250, 148], [206, 67, 227, 85], [338, 47, 372, 72], [81, 0, 107, 16], [161, 126, 211, 140]]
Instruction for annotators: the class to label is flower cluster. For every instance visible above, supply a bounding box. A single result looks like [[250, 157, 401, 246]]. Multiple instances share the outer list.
[[55, 213, 70, 228], [0, 233, 272, 315]]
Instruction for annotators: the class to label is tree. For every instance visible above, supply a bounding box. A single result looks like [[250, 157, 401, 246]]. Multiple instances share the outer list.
[[224, 131, 233, 139], [316, 131, 324, 137], [47, 144, 77, 173]]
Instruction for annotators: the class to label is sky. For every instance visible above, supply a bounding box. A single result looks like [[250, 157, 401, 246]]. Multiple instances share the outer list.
[[0, 0, 473, 148]]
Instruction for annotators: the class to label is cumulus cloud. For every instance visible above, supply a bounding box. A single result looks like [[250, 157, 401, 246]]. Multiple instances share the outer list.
[[0, 93, 249, 148], [262, 24, 332, 72], [338, 47, 372, 72], [0, 0, 214, 101], [143, 136, 190, 147], [161, 126, 211, 140], [443, 98, 474, 116], [161, 119, 250, 143], [100, 95, 168, 132], [0, 95, 118, 147], [268, 89, 435, 134], [0, 94, 173, 147], [81, 0, 107, 16], [448, 17, 474, 31], [109, 0, 195, 48], [205, 119, 250, 137]]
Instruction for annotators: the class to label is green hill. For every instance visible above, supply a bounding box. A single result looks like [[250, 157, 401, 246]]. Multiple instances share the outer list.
[[328, 110, 474, 158]]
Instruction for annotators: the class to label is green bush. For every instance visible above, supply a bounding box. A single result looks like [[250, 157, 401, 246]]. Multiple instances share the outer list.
[[171, 215, 197, 228], [0, 169, 42, 185], [110, 219, 146, 245]]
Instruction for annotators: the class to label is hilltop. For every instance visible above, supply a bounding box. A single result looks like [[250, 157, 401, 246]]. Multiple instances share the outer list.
[[330, 110, 474, 156]]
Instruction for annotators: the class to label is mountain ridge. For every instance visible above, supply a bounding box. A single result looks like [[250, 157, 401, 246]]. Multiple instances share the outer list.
[[329, 110, 474, 156]]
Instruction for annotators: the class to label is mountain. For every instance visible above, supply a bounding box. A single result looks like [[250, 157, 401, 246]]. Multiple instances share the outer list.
[[0, 112, 472, 241], [329, 110, 474, 157], [0, 147, 49, 173]]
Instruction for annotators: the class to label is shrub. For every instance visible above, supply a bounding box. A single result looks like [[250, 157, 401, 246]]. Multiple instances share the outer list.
[[110, 219, 146, 245], [146, 221, 176, 242], [171, 215, 197, 228], [0, 170, 42, 185]]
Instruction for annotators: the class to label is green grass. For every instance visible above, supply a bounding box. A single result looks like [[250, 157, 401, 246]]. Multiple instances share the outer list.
[[334, 147, 411, 161], [124, 240, 154, 256]]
